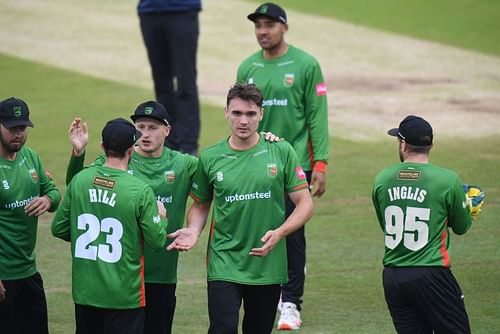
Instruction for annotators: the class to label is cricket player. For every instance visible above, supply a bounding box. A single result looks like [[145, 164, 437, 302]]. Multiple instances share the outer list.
[[167, 83, 314, 334], [0, 97, 61, 334], [237, 3, 330, 329], [372, 115, 474, 333], [52, 118, 168, 334]]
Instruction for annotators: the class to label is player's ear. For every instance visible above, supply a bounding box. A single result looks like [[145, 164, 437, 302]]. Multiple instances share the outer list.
[[224, 107, 229, 119], [164, 125, 171, 137]]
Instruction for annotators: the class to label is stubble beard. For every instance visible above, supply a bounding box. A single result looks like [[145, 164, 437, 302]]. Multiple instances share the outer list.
[[0, 132, 25, 153]]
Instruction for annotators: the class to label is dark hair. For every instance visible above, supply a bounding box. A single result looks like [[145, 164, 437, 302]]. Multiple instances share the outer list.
[[103, 147, 128, 159], [226, 83, 263, 108]]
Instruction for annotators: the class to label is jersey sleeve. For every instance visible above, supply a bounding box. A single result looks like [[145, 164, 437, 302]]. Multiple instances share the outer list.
[[371, 176, 385, 231], [303, 58, 329, 163], [447, 175, 472, 235], [51, 181, 73, 242], [137, 185, 167, 251], [283, 142, 310, 193], [36, 154, 61, 212], [186, 155, 199, 181], [190, 154, 212, 203]]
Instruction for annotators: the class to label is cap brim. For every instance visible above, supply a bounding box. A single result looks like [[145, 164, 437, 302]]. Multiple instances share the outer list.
[[1, 120, 34, 128], [130, 114, 169, 126], [387, 128, 399, 137], [134, 129, 142, 142], [247, 13, 282, 23]]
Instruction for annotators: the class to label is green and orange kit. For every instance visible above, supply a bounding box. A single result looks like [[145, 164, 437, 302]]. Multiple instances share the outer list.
[[372, 162, 472, 268], [192, 137, 308, 285], [237, 45, 329, 171]]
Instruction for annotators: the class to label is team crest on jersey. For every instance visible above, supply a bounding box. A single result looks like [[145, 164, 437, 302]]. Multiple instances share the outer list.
[[165, 170, 176, 184], [283, 73, 295, 87], [267, 163, 277, 178], [397, 170, 421, 180], [93, 177, 116, 189], [29, 169, 38, 183]]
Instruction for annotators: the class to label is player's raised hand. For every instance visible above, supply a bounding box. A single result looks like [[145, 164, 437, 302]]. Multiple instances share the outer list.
[[311, 170, 326, 197], [249, 229, 282, 257], [166, 228, 198, 251], [69, 117, 89, 156], [25, 195, 52, 216]]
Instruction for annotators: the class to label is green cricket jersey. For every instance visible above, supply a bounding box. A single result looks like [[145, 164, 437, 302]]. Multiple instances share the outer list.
[[237, 45, 329, 171], [66, 148, 197, 283], [192, 136, 309, 285], [0, 146, 60, 280], [52, 165, 167, 309], [372, 162, 472, 268]]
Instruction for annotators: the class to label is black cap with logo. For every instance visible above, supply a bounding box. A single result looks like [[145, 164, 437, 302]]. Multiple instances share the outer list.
[[388, 115, 433, 147], [102, 118, 142, 152], [131, 101, 170, 126], [0, 97, 34, 128], [248, 3, 287, 24]]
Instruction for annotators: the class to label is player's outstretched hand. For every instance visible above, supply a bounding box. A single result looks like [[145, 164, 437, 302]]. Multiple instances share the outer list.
[[69, 117, 89, 156], [262, 131, 282, 142], [166, 228, 198, 251], [0, 280, 6, 302], [311, 170, 326, 197], [25, 195, 52, 216], [249, 229, 283, 257]]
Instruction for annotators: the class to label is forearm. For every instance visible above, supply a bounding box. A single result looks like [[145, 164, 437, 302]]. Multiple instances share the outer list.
[[277, 190, 313, 237], [66, 151, 85, 185], [187, 201, 211, 235]]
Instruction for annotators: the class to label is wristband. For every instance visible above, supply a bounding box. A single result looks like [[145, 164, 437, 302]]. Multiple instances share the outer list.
[[313, 160, 327, 173]]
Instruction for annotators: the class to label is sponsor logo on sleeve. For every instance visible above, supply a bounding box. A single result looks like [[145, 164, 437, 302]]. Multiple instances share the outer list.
[[316, 83, 327, 96], [44, 169, 53, 180], [295, 166, 306, 181]]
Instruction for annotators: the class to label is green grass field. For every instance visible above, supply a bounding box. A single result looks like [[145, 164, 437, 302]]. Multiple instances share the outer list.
[[1, 52, 499, 333], [247, 0, 500, 56]]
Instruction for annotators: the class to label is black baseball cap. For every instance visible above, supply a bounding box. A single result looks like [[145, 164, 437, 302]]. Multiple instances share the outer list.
[[131, 101, 170, 126], [248, 3, 287, 24], [388, 115, 433, 147], [0, 97, 34, 128], [102, 118, 142, 152]]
